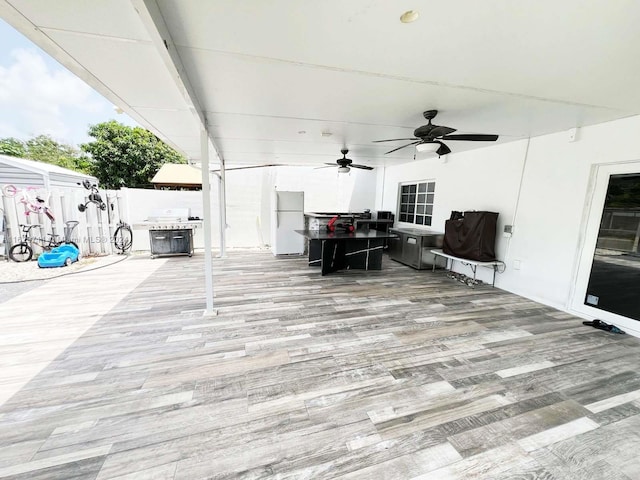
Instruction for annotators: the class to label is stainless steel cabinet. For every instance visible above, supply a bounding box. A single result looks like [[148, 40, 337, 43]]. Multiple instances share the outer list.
[[149, 229, 194, 258], [387, 234, 402, 260], [388, 228, 444, 269]]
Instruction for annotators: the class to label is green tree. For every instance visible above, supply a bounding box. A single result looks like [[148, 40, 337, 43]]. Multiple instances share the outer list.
[[0, 135, 91, 173], [0, 137, 27, 157], [81, 121, 186, 189], [25, 135, 92, 173]]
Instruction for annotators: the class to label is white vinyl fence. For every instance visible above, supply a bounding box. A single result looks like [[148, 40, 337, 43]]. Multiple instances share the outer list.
[[1, 185, 125, 258], [0, 185, 214, 259]]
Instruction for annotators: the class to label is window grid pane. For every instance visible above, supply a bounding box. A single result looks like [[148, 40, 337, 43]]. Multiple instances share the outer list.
[[398, 181, 435, 227]]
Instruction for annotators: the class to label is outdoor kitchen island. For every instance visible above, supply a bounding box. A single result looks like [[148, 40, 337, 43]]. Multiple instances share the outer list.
[[296, 229, 398, 275]]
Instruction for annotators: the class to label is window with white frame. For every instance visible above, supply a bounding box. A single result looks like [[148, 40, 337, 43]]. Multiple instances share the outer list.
[[398, 181, 435, 226]]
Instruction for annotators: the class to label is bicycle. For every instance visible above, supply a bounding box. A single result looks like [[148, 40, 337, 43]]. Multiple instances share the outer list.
[[113, 220, 133, 254], [9, 221, 79, 262], [2, 184, 55, 220]]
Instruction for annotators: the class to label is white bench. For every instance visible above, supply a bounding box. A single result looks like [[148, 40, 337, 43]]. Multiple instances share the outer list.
[[430, 249, 505, 286]]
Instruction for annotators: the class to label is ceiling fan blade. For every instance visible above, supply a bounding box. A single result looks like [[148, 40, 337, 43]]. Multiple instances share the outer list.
[[350, 164, 374, 170], [385, 141, 420, 154], [315, 165, 335, 170], [373, 138, 418, 143], [428, 126, 457, 138], [435, 141, 451, 156], [441, 134, 499, 142], [324, 162, 337, 166]]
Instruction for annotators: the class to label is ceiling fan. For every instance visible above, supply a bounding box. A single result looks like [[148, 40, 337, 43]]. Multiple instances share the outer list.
[[374, 110, 499, 156], [322, 149, 373, 173]]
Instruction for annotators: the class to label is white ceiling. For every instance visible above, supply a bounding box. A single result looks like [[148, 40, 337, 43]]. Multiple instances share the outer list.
[[2, 0, 639, 169]]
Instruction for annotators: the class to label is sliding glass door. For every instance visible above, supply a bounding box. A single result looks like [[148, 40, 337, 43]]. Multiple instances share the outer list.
[[584, 173, 640, 320]]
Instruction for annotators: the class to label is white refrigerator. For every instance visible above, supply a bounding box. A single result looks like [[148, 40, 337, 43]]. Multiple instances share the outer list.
[[271, 190, 305, 255]]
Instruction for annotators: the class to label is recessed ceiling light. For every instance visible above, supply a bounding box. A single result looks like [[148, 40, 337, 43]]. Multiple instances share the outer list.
[[321, 131, 333, 137], [400, 10, 419, 23]]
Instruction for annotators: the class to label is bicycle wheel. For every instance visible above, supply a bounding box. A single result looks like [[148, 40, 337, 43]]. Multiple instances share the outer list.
[[9, 243, 33, 262], [2, 184, 17, 197], [113, 225, 133, 253]]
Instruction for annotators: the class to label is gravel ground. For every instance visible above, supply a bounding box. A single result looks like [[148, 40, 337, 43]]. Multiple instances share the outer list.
[[0, 255, 130, 303]]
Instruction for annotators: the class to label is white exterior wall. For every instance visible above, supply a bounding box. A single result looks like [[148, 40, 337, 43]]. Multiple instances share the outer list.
[[120, 187, 215, 252], [224, 169, 264, 248], [120, 187, 206, 223], [221, 166, 378, 249], [376, 114, 640, 336], [120, 165, 379, 252], [273, 166, 377, 213], [377, 140, 527, 271], [225, 166, 378, 248]]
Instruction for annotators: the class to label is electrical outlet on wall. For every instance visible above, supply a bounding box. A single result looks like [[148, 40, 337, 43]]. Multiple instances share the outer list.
[[568, 127, 579, 142], [513, 259, 521, 270]]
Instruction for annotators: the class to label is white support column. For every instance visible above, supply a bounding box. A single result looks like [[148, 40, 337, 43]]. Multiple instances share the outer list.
[[218, 158, 227, 258], [200, 128, 215, 314]]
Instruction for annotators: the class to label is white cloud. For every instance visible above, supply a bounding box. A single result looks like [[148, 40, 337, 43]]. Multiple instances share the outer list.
[[0, 48, 106, 143], [0, 121, 24, 139]]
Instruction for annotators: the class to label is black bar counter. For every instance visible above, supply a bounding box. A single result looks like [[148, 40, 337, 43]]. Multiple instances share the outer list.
[[295, 230, 398, 275]]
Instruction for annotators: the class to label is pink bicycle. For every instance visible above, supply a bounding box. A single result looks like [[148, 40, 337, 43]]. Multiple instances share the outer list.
[[2, 184, 55, 220]]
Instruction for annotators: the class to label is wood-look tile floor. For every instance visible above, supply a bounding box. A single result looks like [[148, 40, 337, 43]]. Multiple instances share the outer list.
[[1, 250, 640, 479]]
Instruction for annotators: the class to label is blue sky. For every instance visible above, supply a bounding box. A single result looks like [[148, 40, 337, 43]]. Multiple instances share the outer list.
[[0, 19, 139, 148]]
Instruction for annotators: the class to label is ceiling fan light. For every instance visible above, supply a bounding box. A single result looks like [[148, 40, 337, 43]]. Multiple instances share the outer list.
[[415, 142, 440, 153], [400, 10, 419, 23], [337, 166, 350, 173]]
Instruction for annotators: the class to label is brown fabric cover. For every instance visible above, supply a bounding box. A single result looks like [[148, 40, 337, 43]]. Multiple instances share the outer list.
[[443, 211, 498, 261]]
